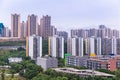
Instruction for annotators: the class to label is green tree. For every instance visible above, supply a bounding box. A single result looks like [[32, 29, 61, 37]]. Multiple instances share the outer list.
[[32, 73, 49, 80], [10, 63, 23, 72], [58, 58, 65, 67], [23, 63, 43, 79], [1, 69, 5, 80], [115, 69, 120, 80], [17, 47, 25, 51], [9, 69, 16, 78]]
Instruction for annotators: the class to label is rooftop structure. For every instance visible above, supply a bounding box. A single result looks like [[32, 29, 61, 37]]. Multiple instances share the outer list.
[[53, 68, 114, 77]]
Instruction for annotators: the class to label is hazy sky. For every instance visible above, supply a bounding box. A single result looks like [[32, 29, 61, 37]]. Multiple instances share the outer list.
[[0, 0, 120, 31]]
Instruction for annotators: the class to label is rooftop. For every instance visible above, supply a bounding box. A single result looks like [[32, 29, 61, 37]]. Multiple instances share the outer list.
[[53, 67, 115, 77]]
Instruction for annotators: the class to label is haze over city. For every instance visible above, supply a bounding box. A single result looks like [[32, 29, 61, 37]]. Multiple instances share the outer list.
[[0, 0, 120, 31]]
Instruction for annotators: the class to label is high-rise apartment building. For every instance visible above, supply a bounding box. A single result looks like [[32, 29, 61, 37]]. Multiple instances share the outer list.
[[57, 31, 68, 41], [88, 37, 95, 55], [95, 38, 102, 56], [67, 37, 84, 56], [71, 25, 119, 39], [40, 15, 52, 39], [88, 28, 98, 37], [84, 37, 102, 56], [51, 25, 57, 36], [27, 14, 38, 36], [112, 30, 119, 38], [4, 27, 10, 37], [11, 14, 20, 37], [48, 36, 64, 58], [67, 38, 72, 54], [20, 21, 26, 38], [26, 35, 42, 60], [117, 38, 120, 55], [71, 29, 87, 38], [111, 37, 117, 55], [101, 37, 117, 55], [98, 25, 119, 38]]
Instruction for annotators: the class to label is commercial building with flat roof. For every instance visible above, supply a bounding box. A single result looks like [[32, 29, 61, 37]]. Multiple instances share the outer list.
[[66, 56, 89, 67], [36, 56, 58, 70], [87, 55, 120, 71]]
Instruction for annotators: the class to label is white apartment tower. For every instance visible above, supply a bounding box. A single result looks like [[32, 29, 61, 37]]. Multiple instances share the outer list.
[[96, 38, 102, 56], [67, 37, 84, 56], [88, 37, 95, 55], [111, 37, 117, 55], [48, 36, 64, 58], [26, 35, 42, 60]]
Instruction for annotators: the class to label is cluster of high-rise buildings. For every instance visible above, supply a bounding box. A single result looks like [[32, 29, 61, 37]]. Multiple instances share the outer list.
[[0, 14, 68, 40], [26, 35, 64, 59], [71, 25, 119, 38], [68, 25, 120, 56], [1, 13, 120, 71], [10, 14, 68, 39], [0, 23, 11, 37], [67, 37, 120, 56], [1, 14, 120, 57]]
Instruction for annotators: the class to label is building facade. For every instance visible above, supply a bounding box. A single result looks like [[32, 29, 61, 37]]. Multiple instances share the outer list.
[[11, 14, 20, 37], [27, 14, 38, 36], [20, 21, 26, 38], [66, 56, 89, 67], [48, 36, 64, 58], [26, 35, 42, 60], [0, 23, 4, 37], [86, 56, 120, 71], [57, 31, 68, 41], [67, 37, 84, 56], [40, 15, 52, 39], [36, 56, 58, 70]]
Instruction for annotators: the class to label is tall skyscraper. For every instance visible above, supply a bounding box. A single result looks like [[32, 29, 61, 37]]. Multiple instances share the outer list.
[[0, 23, 4, 37], [26, 35, 42, 60], [28, 14, 38, 36], [11, 14, 20, 37], [48, 36, 64, 58], [40, 15, 52, 39]]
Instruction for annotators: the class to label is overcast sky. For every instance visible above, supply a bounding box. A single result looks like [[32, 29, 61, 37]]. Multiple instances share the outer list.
[[0, 0, 120, 31]]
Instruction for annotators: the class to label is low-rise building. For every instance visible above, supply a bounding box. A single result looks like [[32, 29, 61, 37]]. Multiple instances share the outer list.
[[66, 56, 89, 67], [36, 56, 58, 70], [87, 55, 120, 71], [53, 68, 114, 77], [8, 57, 22, 63]]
